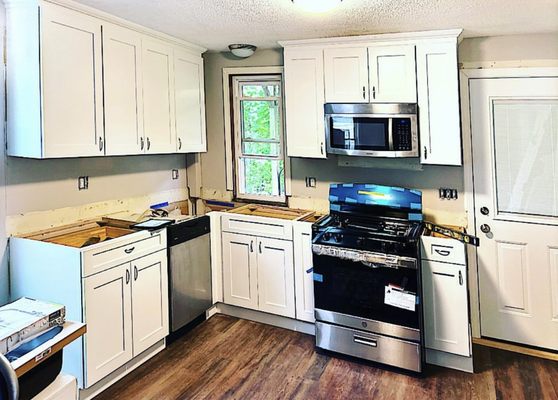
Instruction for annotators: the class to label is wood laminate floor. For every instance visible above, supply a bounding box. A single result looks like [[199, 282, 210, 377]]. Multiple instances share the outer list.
[[96, 315, 558, 400]]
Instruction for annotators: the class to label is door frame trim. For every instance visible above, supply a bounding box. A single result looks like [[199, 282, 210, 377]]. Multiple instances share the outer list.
[[460, 66, 558, 338]]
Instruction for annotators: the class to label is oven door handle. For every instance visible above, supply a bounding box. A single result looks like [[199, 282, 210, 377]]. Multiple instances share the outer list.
[[354, 335, 378, 348]]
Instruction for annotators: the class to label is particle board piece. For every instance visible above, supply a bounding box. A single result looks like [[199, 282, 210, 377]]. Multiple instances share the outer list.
[[229, 204, 314, 221]]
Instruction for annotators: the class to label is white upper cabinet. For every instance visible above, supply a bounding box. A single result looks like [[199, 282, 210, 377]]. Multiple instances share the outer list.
[[416, 41, 462, 165], [40, 2, 104, 158], [5, 0, 206, 158], [102, 23, 144, 156], [368, 45, 417, 103], [142, 38, 176, 154], [173, 49, 207, 153], [324, 47, 369, 103], [280, 30, 462, 165], [283, 47, 326, 158]]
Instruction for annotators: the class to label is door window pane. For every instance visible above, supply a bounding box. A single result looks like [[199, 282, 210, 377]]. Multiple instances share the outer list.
[[242, 142, 280, 157], [493, 100, 558, 217]]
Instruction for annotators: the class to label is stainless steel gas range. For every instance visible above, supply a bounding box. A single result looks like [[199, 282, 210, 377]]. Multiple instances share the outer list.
[[312, 183, 424, 372]]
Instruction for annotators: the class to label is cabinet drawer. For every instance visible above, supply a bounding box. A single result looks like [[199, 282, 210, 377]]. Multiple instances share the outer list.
[[82, 230, 166, 277], [420, 236, 466, 265], [221, 214, 292, 240]]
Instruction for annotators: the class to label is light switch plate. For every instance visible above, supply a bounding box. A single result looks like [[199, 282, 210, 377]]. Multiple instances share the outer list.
[[172, 169, 179, 180], [305, 177, 317, 188]]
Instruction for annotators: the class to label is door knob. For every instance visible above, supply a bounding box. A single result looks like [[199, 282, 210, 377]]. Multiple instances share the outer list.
[[480, 224, 491, 234]]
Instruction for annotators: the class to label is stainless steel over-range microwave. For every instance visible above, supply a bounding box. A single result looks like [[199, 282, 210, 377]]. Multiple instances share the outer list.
[[325, 103, 419, 158]]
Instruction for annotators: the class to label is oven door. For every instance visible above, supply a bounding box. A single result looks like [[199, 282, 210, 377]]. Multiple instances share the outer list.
[[313, 251, 420, 333]]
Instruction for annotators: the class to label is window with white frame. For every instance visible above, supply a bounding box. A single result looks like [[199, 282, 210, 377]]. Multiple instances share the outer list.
[[232, 75, 286, 203]]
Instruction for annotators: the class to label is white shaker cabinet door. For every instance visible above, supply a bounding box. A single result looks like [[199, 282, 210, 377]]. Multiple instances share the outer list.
[[102, 23, 144, 155], [422, 259, 470, 356], [368, 45, 417, 103], [131, 250, 169, 355], [40, 2, 104, 157], [324, 47, 369, 103], [174, 49, 207, 153], [293, 222, 315, 323], [222, 232, 259, 310], [83, 263, 132, 387], [283, 47, 326, 158], [416, 41, 462, 166], [142, 38, 176, 154], [256, 237, 295, 318]]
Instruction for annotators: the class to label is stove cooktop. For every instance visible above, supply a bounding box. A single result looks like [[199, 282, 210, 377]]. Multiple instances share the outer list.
[[313, 213, 423, 257]]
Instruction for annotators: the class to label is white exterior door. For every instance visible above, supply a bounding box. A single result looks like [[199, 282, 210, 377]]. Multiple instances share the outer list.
[[83, 263, 132, 387], [471, 76, 558, 350], [368, 45, 416, 103], [102, 23, 144, 155], [174, 49, 206, 153], [131, 250, 169, 355], [40, 2, 104, 157], [222, 232, 258, 310], [422, 260, 469, 356], [142, 38, 176, 154], [324, 47, 369, 103], [293, 222, 315, 322], [416, 42, 461, 166], [256, 237, 295, 318], [283, 48, 326, 158]]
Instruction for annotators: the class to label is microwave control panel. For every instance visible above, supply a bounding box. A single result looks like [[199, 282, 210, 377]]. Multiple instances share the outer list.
[[393, 118, 413, 151]]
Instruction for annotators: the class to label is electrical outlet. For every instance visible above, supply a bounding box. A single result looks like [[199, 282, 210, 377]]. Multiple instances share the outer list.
[[305, 177, 317, 188], [172, 169, 179, 180], [439, 188, 458, 200], [78, 176, 89, 190]]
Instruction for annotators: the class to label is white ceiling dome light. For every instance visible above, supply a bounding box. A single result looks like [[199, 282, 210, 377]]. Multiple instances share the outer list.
[[228, 44, 257, 58], [292, 0, 342, 13]]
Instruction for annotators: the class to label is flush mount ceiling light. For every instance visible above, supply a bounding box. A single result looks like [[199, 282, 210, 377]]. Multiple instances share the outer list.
[[228, 44, 257, 58], [292, 0, 342, 13]]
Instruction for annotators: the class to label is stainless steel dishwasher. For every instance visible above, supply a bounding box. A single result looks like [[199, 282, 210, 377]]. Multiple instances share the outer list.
[[167, 215, 212, 333]]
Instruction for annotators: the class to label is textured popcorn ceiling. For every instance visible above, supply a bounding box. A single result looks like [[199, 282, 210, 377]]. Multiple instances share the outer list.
[[75, 0, 558, 51]]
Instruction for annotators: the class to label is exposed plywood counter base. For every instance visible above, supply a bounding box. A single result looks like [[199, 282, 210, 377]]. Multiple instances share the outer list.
[[227, 204, 314, 221]]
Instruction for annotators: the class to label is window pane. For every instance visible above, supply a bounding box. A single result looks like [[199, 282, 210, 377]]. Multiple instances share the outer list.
[[242, 142, 280, 156], [242, 83, 280, 98], [241, 100, 280, 141], [493, 100, 558, 217], [240, 158, 285, 197]]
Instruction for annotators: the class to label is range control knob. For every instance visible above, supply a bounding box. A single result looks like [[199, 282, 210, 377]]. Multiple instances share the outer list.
[[323, 232, 332, 241], [356, 238, 365, 248], [333, 233, 343, 243]]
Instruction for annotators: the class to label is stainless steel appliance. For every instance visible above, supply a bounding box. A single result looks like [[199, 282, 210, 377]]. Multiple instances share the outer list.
[[325, 103, 418, 158], [168, 216, 212, 333], [312, 184, 424, 372]]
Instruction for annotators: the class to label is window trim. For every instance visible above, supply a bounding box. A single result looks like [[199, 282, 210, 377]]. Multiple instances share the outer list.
[[231, 75, 286, 204], [222, 66, 291, 203]]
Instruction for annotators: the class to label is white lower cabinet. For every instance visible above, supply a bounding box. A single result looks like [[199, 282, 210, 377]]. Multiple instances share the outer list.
[[293, 222, 315, 323], [83, 249, 168, 387], [222, 232, 258, 310], [421, 237, 470, 357], [257, 237, 295, 317], [84, 262, 133, 386], [130, 251, 169, 355], [222, 231, 295, 318]]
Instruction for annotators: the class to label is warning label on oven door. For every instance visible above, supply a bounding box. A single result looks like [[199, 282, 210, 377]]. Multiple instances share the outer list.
[[384, 285, 416, 312]]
